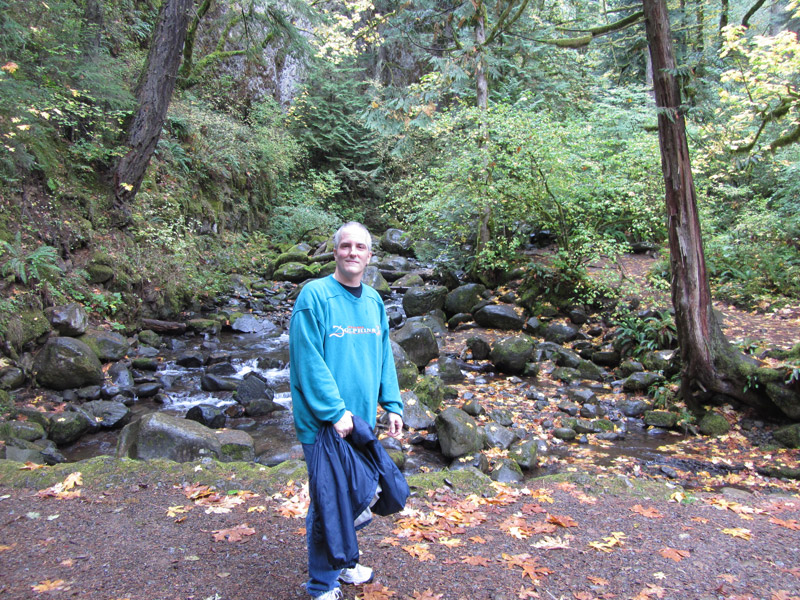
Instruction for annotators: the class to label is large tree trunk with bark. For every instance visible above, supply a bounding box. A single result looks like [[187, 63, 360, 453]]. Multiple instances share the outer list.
[[113, 0, 192, 225], [642, 0, 799, 419]]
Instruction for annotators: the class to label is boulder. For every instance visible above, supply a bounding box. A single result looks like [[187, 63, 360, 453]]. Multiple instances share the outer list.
[[45, 303, 88, 336], [380, 228, 415, 256], [402, 285, 448, 318], [116, 412, 222, 462], [0, 420, 46, 442], [401, 391, 436, 431], [437, 354, 464, 383], [81, 400, 131, 429], [644, 410, 679, 429], [273, 262, 316, 283], [774, 424, 800, 449], [80, 329, 130, 361], [34, 337, 104, 390], [362, 266, 391, 298], [617, 399, 651, 417], [236, 373, 281, 416], [393, 273, 424, 288], [0, 364, 25, 390], [466, 336, 491, 361], [444, 284, 486, 317], [622, 371, 664, 392], [435, 407, 484, 459], [215, 428, 255, 462], [186, 404, 227, 428], [698, 412, 731, 436], [490, 334, 536, 375], [391, 321, 439, 368], [413, 375, 448, 411], [49, 410, 94, 445], [490, 458, 524, 483], [543, 322, 579, 344], [274, 249, 310, 268], [474, 304, 524, 330], [509, 439, 539, 470], [176, 351, 204, 368], [231, 314, 279, 335], [391, 340, 418, 389], [484, 422, 518, 450]]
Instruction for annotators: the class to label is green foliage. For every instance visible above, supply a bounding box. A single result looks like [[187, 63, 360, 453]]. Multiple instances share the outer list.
[[0, 232, 62, 285], [390, 85, 664, 276], [612, 308, 678, 359]]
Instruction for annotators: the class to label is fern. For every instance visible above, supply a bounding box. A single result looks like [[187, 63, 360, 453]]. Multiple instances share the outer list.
[[0, 232, 62, 285]]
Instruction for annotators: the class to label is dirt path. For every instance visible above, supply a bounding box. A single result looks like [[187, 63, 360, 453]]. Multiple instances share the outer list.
[[1, 469, 800, 600]]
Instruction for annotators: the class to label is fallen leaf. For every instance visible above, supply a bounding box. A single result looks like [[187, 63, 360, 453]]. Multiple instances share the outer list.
[[402, 543, 435, 562], [769, 517, 800, 531], [631, 504, 664, 518], [587, 576, 608, 585], [770, 592, 800, 600], [588, 531, 626, 552], [531, 535, 571, 550], [547, 513, 578, 528], [721, 527, 752, 540], [517, 586, 540, 599], [32, 579, 68, 592], [410, 589, 443, 600], [166, 505, 193, 517], [632, 584, 665, 599], [212, 523, 256, 542], [659, 547, 690, 562], [502, 553, 553, 581], [19, 462, 46, 471], [357, 582, 397, 599], [717, 574, 738, 583], [462, 555, 492, 566], [469, 535, 487, 544]]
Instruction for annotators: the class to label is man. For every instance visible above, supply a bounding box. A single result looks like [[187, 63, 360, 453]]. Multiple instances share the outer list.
[[289, 222, 404, 600]]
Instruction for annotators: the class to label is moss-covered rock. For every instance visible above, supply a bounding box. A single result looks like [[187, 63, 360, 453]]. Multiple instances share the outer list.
[[644, 410, 679, 429], [414, 375, 446, 411], [698, 412, 731, 437]]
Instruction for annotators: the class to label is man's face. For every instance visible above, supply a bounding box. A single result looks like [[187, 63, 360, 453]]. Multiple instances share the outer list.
[[333, 226, 372, 285]]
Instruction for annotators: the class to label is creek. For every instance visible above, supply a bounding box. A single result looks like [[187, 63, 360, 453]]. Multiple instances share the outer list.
[[58, 290, 686, 482]]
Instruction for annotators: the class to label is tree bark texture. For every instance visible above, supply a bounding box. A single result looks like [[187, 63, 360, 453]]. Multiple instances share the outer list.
[[114, 0, 193, 217], [642, 0, 772, 411], [475, 4, 488, 110]]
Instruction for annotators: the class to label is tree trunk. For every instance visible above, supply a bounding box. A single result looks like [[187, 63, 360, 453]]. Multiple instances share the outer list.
[[719, 0, 729, 32], [82, 0, 104, 57], [113, 0, 193, 224], [641, 0, 777, 413], [475, 4, 488, 110]]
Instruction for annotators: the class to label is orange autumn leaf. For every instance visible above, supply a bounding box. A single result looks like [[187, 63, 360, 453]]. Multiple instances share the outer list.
[[770, 592, 800, 600], [462, 555, 492, 567], [517, 586, 540, 598], [659, 547, 691, 562], [521, 502, 547, 515], [632, 584, 665, 599], [502, 553, 553, 581], [402, 543, 435, 561], [357, 582, 397, 599], [469, 535, 487, 544], [631, 504, 664, 518], [587, 576, 608, 585], [721, 527, 752, 540], [32, 579, 68, 592], [212, 523, 256, 542], [19, 462, 46, 471], [769, 517, 800, 531], [547, 513, 578, 528]]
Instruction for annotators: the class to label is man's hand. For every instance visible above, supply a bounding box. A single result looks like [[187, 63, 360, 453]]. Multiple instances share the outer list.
[[387, 412, 403, 438], [333, 410, 354, 438]]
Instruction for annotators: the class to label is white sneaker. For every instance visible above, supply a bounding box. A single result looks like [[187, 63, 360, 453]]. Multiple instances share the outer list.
[[315, 588, 342, 600], [339, 563, 374, 585]]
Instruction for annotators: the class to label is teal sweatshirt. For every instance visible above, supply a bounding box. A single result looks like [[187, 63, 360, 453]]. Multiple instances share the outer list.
[[289, 275, 403, 444]]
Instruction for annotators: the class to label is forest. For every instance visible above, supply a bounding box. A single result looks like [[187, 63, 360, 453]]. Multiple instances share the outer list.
[[1, 0, 799, 420]]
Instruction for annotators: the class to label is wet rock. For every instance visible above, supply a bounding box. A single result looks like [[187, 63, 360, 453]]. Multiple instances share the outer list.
[[523, 317, 542, 335], [552, 346, 581, 368], [474, 304, 524, 331], [208, 362, 237, 377], [231, 314, 279, 335], [592, 350, 621, 367], [466, 336, 491, 361], [215, 429, 255, 462], [490, 334, 536, 375], [81, 400, 131, 428], [116, 412, 222, 462], [391, 320, 439, 368], [509, 439, 539, 470], [34, 337, 104, 390], [402, 391, 436, 431], [186, 404, 227, 429], [568, 307, 589, 325], [566, 387, 597, 405], [489, 409, 514, 427], [447, 313, 473, 329], [643, 349, 676, 373], [444, 284, 486, 317], [437, 354, 464, 383], [49, 410, 94, 445], [176, 351, 204, 368], [461, 399, 484, 417], [403, 285, 448, 318], [774, 423, 800, 448], [45, 303, 88, 336], [617, 398, 651, 417], [0, 364, 25, 390], [543, 322, 579, 344], [435, 407, 484, 458], [551, 366, 581, 384], [393, 273, 424, 288], [380, 228, 415, 256], [644, 410, 679, 429], [391, 340, 418, 390], [558, 401, 580, 416], [484, 422, 518, 450], [0, 420, 46, 442], [201, 374, 238, 392], [236, 373, 280, 416], [577, 359, 604, 381], [622, 371, 664, 392], [131, 357, 159, 371], [362, 266, 391, 298], [413, 375, 449, 411], [274, 249, 310, 269], [137, 329, 162, 348], [449, 453, 489, 473], [490, 458, 523, 483], [618, 359, 644, 377], [552, 427, 577, 441], [136, 382, 163, 398], [273, 262, 316, 283], [698, 411, 731, 436], [80, 329, 130, 361]]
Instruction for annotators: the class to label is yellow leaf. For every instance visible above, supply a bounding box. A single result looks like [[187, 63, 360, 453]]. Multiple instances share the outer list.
[[32, 579, 67, 592], [1, 61, 19, 73], [721, 527, 751, 540]]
